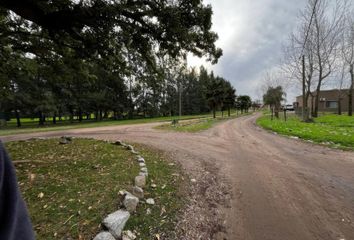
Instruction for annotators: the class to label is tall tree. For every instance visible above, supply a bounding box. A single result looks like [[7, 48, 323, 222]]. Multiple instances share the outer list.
[[341, 7, 354, 116], [263, 86, 286, 119], [284, 18, 316, 121], [222, 81, 236, 117], [206, 74, 224, 118], [236, 95, 252, 114], [310, 0, 345, 117]]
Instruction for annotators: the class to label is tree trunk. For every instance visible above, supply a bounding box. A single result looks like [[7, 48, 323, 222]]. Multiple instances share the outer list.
[[303, 90, 311, 122], [228, 107, 231, 117], [95, 111, 98, 121], [213, 107, 216, 119], [53, 114, 56, 124], [349, 64, 353, 116], [15, 110, 21, 127], [69, 109, 74, 123], [301, 55, 307, 121], [314, 88, 320, 118], [38, 111, 44, 125], [311, 94, 315, 117], [271, 107, 274, 120], [78, 108, 83, 122], [338, 97, 342, 115], [274, 110, 279, 119], [274, 103, 280, 119]]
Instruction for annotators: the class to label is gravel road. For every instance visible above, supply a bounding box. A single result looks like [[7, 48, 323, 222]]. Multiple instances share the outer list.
[[2, 113, 354, 240]]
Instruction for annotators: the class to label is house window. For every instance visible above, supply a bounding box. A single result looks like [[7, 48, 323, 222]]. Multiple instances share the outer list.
[[326, 101, 338, 109]]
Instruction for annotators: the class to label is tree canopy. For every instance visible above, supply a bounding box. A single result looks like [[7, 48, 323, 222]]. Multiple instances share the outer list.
[[0, 0, 222, 64], [0, 0, 234, 126], [263, 86, 285, 119], [236, 95, 252, 113]]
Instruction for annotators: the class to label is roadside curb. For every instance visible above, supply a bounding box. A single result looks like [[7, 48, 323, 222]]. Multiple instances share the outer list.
[[93, 140, 150, 240]]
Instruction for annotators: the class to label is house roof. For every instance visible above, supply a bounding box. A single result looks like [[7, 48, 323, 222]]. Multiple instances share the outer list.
[[296, 89, 350, 98]]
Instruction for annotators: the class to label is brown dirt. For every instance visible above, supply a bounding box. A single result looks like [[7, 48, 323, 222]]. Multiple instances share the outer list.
[[2, 113, 354, 240]]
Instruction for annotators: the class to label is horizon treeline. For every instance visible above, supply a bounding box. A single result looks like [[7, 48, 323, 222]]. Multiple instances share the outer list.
[[1, 51, 240, 126]]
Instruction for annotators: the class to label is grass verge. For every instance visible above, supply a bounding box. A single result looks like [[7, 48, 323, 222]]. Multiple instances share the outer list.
[[6, 138, 184, 239], [0, 115, 210, 136], [257, 113, 354, 150], [155, 112, 252, 133]]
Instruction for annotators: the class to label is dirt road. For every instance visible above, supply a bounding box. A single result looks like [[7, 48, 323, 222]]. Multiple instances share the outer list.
[[2, 113, 354, 240]]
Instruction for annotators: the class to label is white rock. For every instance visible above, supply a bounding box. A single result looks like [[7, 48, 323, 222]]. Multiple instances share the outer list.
[[138, 158, 145, 163], [102, 210, 130, 239], [139, 162, 146, 167], [126, 145, 134, 150], [190, 178, 197, 183], [139, 172, 148, 177], [151, 184, 157, 188], [122, 230, 137, 240], [146, 208, 152, 215], [146, 198, 155, 205], [123, 193, 139, 212], [140, 167, 148, 173], [135, 175, 146, 188], [131, 150, 139, 154], [93, 232, 116, 240], [59, 137, 70, 144], [131, 186, 144, 199]]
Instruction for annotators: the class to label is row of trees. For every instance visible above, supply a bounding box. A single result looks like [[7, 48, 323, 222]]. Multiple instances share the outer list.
[[1, 49, 239, 126], [282, 0, 354, 119], [0, 1, 240, 126]]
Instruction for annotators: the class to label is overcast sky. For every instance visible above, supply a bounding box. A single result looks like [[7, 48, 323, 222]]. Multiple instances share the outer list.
[[188, 0, 308, 102]]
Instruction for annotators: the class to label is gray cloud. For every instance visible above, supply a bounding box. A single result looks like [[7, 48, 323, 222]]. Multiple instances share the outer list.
[[188, 0, 307, 101]]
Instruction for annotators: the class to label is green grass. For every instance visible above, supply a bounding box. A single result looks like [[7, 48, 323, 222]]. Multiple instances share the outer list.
[[257, 113, 354, 150], [155, 111, 252, 133], [0, 110, 244, 136], [6, 139, 184, 239], [124, 144, 186, 239], [155, 118, 216, 133], [0, 114, 216, 136]]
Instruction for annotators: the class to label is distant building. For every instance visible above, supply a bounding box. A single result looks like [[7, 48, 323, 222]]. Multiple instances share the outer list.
[[295, 89, 354, 113]]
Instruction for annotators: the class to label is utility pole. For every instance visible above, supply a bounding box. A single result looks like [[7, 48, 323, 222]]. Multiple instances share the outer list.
[[302, 55, 307, 121], [178, 78, 182, 118]]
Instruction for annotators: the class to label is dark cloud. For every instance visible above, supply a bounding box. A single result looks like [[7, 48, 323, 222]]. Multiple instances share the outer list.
[[189, 0, 307, 100]]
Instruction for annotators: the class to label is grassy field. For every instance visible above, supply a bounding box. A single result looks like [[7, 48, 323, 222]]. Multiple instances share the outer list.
[[1, 113, 222, 136], [257, 113, 354, 150], [156, 112, 252, 133], [6, 138, 184, 239]]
